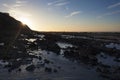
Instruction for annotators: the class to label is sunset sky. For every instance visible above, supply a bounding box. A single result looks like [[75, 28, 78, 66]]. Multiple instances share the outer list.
[[0, 0, 120, 32]]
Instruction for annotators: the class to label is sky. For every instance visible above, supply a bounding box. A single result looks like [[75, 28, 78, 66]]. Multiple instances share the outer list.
[[0, 0, 120, 32]]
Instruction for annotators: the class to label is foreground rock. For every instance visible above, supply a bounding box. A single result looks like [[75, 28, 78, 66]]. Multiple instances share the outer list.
[[26, 65, 36, 72]]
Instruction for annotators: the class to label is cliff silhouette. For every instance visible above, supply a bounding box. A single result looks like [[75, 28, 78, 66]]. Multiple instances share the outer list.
[[0, 12, 31, 35], [0, 12, 32, 41], [0, 12, 33, 58]]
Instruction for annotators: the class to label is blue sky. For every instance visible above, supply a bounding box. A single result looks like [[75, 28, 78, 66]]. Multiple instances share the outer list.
[[0, 0, 120, 32]]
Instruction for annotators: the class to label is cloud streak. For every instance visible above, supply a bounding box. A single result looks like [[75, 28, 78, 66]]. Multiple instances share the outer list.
[[97, 10, 120, 18], [2, 4, 9, 8], [48, 0, 62, 5], [16, 0, 27, 4], [66, 11, 82, 18], [48, 0, 69, 6], [2, 0, 27, 9], [55, 2, 69, 6], [107, 2, 120, 9]]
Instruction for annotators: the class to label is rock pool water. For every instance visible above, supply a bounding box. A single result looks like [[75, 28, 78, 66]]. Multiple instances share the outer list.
[[0, 49, 104, 80]]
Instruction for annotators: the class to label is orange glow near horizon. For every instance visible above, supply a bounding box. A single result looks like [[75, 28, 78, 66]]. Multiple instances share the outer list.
[[19, 17, 31, 25], [8, 9, 120, 32]]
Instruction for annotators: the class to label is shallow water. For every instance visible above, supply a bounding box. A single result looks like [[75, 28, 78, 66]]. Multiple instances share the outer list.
[[96, 52, 120, 66], [25, 39, 36, 42], [0, 43, 4, 46], [0, 49, 104, 80], [56, 42, 73, 48], [105, 43, 120, 50], [1, 34, 119, 80]]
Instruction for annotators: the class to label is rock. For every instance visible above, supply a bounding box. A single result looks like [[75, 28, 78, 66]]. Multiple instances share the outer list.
[[26, 65, 35, 72], [37, 40, 60, 54], [8, 69, 12, 72], [100, 73, 110, 79], [99, 63, 111, 68], [53, 69, 58, 73], [38, 56, 42, 60], [89, 56, 98, 66], [96, 67, 102, 72], [29, 42, 38, 50], [4, 63, 12, 68], [4, 60, 22, 72], [79, 55, 90, 63], [0, 12, 32, 60], [0, 12, 31, 36], [44, 59, 50, 64], [46, 43, 60, 54], [114, 58, 120, 62], [64, 50, 80, 59], [111, 73, 120, 80], [58, 66, 61, 69], [16, 68, 21, 72], [18, 68, 21, 72], [45, 67, 52, 72]]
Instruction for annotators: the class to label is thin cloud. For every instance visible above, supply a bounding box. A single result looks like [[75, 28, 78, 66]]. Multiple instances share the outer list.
[[107, 2, 120, 9], [16, 0, 27, 4], [2, 4, 9, 8], [55, 2, 69, 6], [13, 0, 28, 8], [48, 0, 68, 6], [2, 0, 27, 9], [16, 0, 24, 4], [66, 11, 82, 18], [97, 10, 120, 18], [48, 0, 63, 5], [65, 6, 69, 10], [48, 1, 57, 5], [13, 4, 22, 7], [16, 1, 21, 4]]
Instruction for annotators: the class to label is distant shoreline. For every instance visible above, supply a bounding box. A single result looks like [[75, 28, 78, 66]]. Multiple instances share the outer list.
[[33, 30, 120, 33]]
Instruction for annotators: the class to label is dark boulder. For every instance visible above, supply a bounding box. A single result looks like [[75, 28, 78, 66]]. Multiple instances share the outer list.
[[26, 65, 36, 72], [45, 67, 52, 72], [37, 40, 60, 54]]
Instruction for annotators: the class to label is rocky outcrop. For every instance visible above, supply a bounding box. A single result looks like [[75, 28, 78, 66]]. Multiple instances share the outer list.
[[0, 12, 31, 34], [0, 12, 31, 44], [0, 12, 32, 56]]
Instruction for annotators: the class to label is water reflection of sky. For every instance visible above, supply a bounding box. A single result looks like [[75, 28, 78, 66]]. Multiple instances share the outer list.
[[96, 52, 120, 66], [105, 43, 120, 50], [56, 42, 73, 48], [0, 49, 104, 80]]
